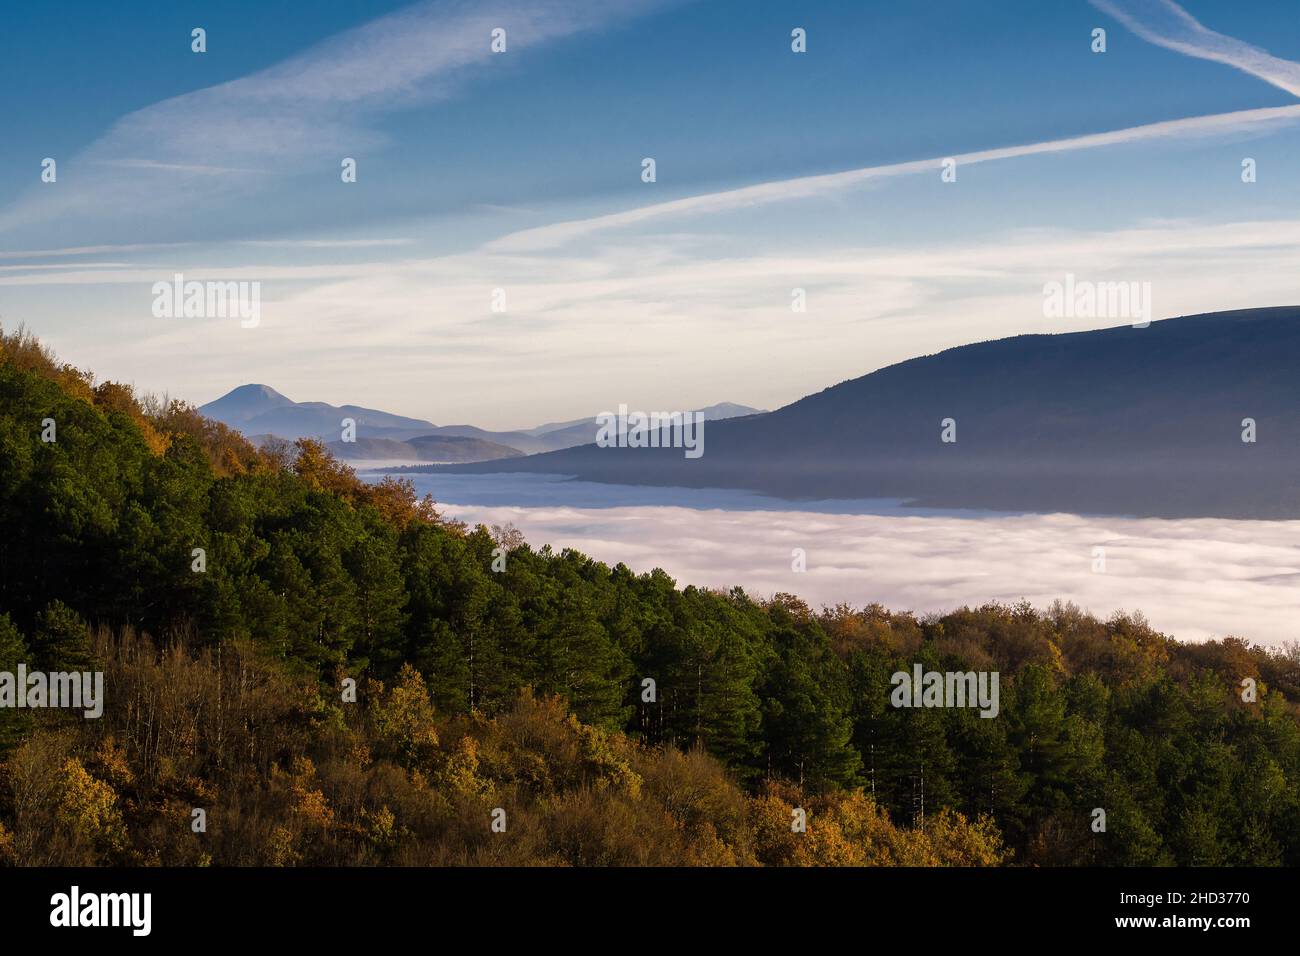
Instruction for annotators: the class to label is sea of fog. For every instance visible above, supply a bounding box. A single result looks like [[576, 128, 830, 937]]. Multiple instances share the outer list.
[[365, 470, 1300, 645]]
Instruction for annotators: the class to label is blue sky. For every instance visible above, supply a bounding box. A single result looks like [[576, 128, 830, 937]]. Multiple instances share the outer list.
[[4, 0, 1300, 427]]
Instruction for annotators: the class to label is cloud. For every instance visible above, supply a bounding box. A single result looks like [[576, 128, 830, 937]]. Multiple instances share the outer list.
[[484, 0, 1300, 254], [486, 104, 1300, 251], [11, 214, 1300, 428], [240, 238, 412, 249], [0, 243, 191, 260], [0, 0, 675, 236], [92, 159, 262, 176], [413, 474, 1300, 644], [1091, 0, 1300, 98]]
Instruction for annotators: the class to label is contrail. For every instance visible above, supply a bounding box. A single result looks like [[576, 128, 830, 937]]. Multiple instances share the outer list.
[[486, 0, 1300, 253], [1091, 0, 1300, 98], [487, 104, 1300, 252], [0, 0, 680, 236]]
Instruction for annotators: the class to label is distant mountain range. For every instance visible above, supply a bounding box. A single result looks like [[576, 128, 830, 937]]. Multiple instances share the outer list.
[[324, 434, 525, 463], [199, 384, 764, 462], [444, 308, 1300, 519]]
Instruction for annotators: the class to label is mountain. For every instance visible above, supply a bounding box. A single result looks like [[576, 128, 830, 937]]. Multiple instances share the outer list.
[[327, 434, 523, 462], [198, 383, 296, 424], [345, 402, 766, 454], [524, 402, 767, 449], [200, 385, 441, 442], [525, 402, 764, 438], [201, 385, 764, 459], [418, 424, 565, 456], [445, 308, 1300, 519]]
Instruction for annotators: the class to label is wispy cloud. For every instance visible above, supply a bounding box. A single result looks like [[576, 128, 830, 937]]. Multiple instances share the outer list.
[[92, 159, 262, 176], [482, 0, 1300, 253], [487, 104, 1300, 251], [12, 215, 1300, 426], [1091, 0, 1300, 98], [0, 0, 675, 237], [0, 243, 191, 260], [240, 238, 412, 249]]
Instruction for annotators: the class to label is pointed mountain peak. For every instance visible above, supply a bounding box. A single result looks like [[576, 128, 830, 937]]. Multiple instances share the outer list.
[[199, 383, 296, 422]]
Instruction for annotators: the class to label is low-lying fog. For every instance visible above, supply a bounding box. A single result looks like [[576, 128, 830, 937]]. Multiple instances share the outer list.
[[372, 472, 1300, 645]]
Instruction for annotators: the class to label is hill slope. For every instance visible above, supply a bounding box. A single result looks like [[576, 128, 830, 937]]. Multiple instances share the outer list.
[[327, 434, 523, 462], [200, 385, 442, 442], [447, 308, 1300, 518], [202, 386, 765, 456]]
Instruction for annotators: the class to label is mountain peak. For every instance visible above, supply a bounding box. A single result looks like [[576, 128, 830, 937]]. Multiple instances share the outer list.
[[229, 383, 291, 401], [212, 383, 291, 400], [200, 383, 296, 423]]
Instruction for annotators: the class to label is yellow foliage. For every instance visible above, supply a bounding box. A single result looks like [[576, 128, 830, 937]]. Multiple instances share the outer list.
[[91, 735, 134, 789], [923, 808, 1013, 867], [0, 821, 15, 864], [54, 758, 127, 856], [372, 664, 440, 765], [283, 756, 335, 830], [266, 826, 301, 867], [292, 438, 364, 500], [291, 786, 335, 829], [435, 736, 492, 798], [362, 805, 398, 852], [750, 786, 1008, 867]]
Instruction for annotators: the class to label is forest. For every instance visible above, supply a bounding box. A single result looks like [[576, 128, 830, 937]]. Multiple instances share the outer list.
[[0, 324, 1297, 866]]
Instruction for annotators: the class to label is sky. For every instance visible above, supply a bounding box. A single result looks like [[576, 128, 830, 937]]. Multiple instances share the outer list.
[[3, 0, 1300, 428]]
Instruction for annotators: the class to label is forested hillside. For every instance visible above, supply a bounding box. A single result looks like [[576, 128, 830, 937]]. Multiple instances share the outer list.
[[1, 326, 1298, 866]]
